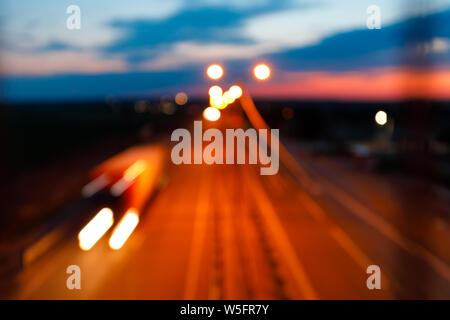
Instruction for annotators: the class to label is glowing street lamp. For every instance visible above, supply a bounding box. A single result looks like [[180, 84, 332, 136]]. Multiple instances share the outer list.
[[203, 64, 271, 121], [253, 64, 271, 80], [208, 85, 223, 97], [375, 110, 388, 126], [203, 107, 221, 121], [228, 85, 243, 99], [210, 96, 225, 109], [222, 91, 235, 104], [206, 64, 224, 80], [209, 85, 225, 109]]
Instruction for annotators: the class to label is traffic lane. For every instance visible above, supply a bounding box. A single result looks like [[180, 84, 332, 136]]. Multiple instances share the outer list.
[[109, 159, 394, 299], [11, 173, 174, 299], [292, 150, 450, 265], [10, 156, 445, 299], [13, 162, 391, 299], [246, 165, 393, 299], [12, 225, 131, 299], [11, 186, 153, 299], [10, 145, 167, 299], [92, 164, 210, 299], [276, 153, 450, 298], [11, 159, 211, 299], [195, 164, 391, 299], [92, 164, 253, 299], [16, 161, 384, 299]]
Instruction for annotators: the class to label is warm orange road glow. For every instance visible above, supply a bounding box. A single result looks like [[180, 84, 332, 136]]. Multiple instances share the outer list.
[[203, 107, 221, 121], [109, 209, 140, 250], [375, 110, 388, 125], [254, 64, 271, 80], [78, 208, 114, 251], [206, 64, 224, 80], [229, 85, 243, 99]]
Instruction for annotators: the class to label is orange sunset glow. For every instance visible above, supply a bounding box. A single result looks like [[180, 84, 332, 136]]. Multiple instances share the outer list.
[[245, 68, 450, 101]]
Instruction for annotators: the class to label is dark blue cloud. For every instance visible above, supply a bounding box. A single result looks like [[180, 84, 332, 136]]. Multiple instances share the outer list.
[[36, 41, 74, 52], [269, 9, 450, 71], [107, 9, 247, 49], [104, 8, 248, 64], [103, 1, 294, 63]]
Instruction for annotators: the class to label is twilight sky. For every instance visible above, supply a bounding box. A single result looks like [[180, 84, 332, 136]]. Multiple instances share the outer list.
[[1, 0, 449, 101]]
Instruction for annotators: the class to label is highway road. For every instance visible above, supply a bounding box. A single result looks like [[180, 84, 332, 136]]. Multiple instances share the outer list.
[[6, 131, 450, 299]]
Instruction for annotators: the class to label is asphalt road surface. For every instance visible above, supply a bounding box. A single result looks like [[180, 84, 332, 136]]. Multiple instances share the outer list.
[[7, 135, 450, 299]]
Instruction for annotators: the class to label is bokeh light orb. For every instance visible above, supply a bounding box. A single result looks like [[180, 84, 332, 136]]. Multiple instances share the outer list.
[[203, 107, 221, 121], [375, 110, 387, 126], [253, 64, 271, 80], [210, 95, 225, 109], [175, 92, 188, 105], [208, 85, 223, 97], [222, 91, 235, 105], [229, 85, 243, 99], [206, 64, 224, 80]]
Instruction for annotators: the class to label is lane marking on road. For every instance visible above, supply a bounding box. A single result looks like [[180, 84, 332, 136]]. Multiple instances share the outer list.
[[329, 226, 372, 269], [297, 190, 370, 265], [244, 168, 318, 300], [218, 168, 247, 299], [241, 93, 450, 287], [296, 188, 392, 290], [330, 226, 393, 291], [297, 191, 327, 222], [317, 173, 450, 283], [184, 173, 210, 299], [282, 146, 450, 284]]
